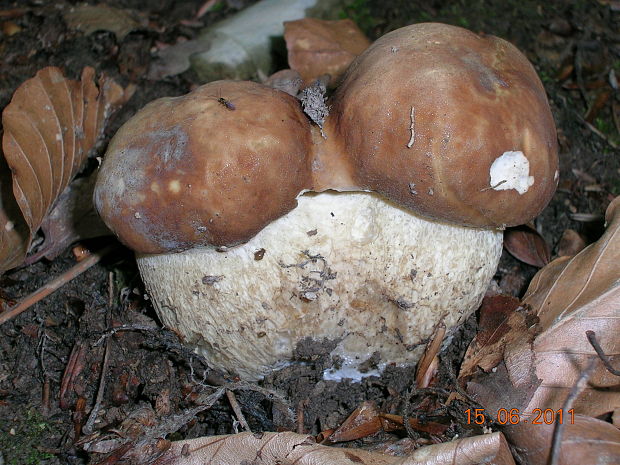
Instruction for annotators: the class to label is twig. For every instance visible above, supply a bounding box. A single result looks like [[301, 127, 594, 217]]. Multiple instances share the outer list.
[[59, 342, 86, 409], [42, 375, 51, 416], [0, 244, 118, 326], [583, 120, 619, 149], [196, 0, 218, 18], [94, 324, 159, 346], [415, 322, 445, 388], [108, 271, 114, 309], [586, 330, 620, 376], [82, 334, 112, 435], [296, 399, 308, 434], [407, 106, 415, 148], [226, 390, 251, 432], [105, 383, 291, 463], [480, 179, 507, 192], [571, 108, 620, 149], [211, 381, 295, 426], [38, 330, 51, 415], [548, 356, 598, 465], [83, 299, 114, 436]]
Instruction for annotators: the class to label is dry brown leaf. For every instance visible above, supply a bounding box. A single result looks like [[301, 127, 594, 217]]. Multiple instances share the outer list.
[[459, 295, 533, 379], [584, 87, 612, 123], [415, 322, 445, 388], [123, 431, 515, 465], [462, 198, 619, 417], [0, 66, 125, 272], [323, 401, 383, 443], [26, 172, 110, 263], [0, 153, 29, 270], [504, 414, 620, 465], [63, 3, 144, 41], [521, 196, 620, 416], [460, 197, 620, 464], [503, 224, 551, 267], [367, 438, 418, 457], [322, 401, 449, 445], [556, 228, 587, 257], [284, 18, 371, 86]]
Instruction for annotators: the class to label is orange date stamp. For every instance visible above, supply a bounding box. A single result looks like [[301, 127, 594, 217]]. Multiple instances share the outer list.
[[465, 408, 575, 425]]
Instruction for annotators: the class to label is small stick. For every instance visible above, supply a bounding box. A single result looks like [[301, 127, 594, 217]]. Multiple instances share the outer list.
[[196, 0, 217, 18], [586, 330, 620, 376], [548, 356, 597, 465], [296, 399, 308, 434], [0, 244, 117, 326], [59, 342, 86, 409], [480, 179, 507, 192], [407, 106, 415, 148], [415, 322, 445, 388], [42, 375, 51, 416], [82, 335, 112, 435], [108, 271, 114, 309], [226, 390, 251, 432]]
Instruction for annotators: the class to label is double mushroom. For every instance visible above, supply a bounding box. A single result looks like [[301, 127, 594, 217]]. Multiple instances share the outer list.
[[94, 23, 558, 380]]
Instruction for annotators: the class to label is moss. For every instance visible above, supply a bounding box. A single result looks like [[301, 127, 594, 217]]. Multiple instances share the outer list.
[[339, 0, 377, 34], [594, 117, 620, 147], [0, 409, 57, 464]]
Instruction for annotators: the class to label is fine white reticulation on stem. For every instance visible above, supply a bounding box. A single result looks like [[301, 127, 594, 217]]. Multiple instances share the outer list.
[[137, 191, 502, 380]]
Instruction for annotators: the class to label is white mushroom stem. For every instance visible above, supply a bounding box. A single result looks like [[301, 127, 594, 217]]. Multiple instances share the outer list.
[[137, 191, 503, 381]]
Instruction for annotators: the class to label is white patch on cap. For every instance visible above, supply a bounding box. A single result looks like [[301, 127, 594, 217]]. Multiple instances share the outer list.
[[168, 180, 181, 194], [554, 170, 559, 183], [489, 151, 534, 194]]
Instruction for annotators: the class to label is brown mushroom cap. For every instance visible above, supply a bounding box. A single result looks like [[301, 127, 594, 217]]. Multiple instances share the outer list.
[[324, 22, 558, 228], [94, 81, 314, 254], [96, 24, 559, 256]]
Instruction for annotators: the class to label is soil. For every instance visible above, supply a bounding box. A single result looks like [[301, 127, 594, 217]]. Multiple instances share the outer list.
[[0, 1, 618, 464]]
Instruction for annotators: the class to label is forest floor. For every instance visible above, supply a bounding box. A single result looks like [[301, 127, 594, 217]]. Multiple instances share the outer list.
[[0, 1, 618, 464]]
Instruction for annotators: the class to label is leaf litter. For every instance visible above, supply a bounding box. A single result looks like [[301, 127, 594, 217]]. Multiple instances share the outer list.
[[0, 2, 617, 463]]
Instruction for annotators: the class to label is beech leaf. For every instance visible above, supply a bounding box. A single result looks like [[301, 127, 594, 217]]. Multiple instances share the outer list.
[[556, 228, 587, 257], [284, 18, 371, 86], [123, 431, 516, 465], [462, 197, 619, 416], [25, 172, 110, 263], [503, 224, 551, 267], [323, 401, 383, 443], [0, 66, 126, 272], [504, 414, 620, 465], [0, 154, 29, 271], [460, 197, 620, 464], [458, 295, 537, 382], [521, 196, 620, 417], [63, 4, 144, 41]]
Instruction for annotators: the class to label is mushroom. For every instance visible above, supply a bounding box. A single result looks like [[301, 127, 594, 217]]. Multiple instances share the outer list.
[[94, 23, 557, 381]]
